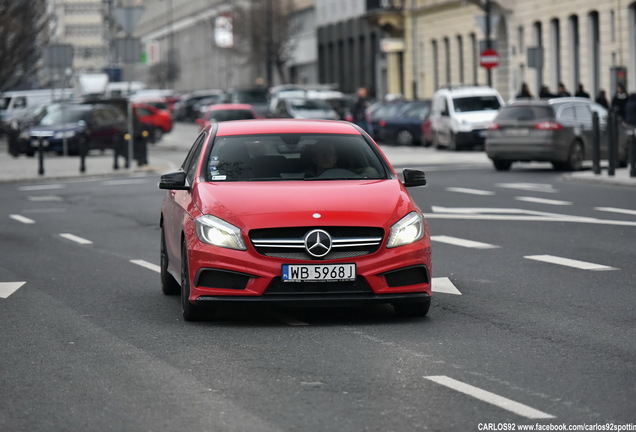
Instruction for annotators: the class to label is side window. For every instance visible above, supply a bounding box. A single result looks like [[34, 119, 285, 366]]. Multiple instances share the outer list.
[[14, 96, 26, 109], [574, 104, 592, 125], [183, 133, 207, 185], [441, 98, 450, 116], [558, 106, 576, 124]]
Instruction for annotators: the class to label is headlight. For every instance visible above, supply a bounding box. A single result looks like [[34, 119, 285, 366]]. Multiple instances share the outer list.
[[387, 212, 425, 248], [196, 215, 246, 250]]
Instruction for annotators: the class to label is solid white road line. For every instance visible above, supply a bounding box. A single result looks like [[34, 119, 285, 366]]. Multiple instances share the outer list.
[[496, 183, 558, 193], [0, 282, 26, 299], [10, 214, 35, 224], [59, 233, 93, 245], [595, 207, 636, 216], [425, 375, 555, 419], [18, 184, 64, 191], [524, 255, 617, 271], [102, 179, 148, 186], [130, 259, 161, 273], [432, 277, 462, 295], [431, 235, 499, 249], [446, 187, 495, 196], [27, 195, 63, 202], [515, 196, 572, 206]]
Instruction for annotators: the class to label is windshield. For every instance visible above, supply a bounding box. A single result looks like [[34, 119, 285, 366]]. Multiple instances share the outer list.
[[453, 96, 501, 112], [208, 110, 256, 122], [38, 106, 87, 125], [1, 96, 10, 111], [290, 99, 332, 111], [233, 89, 268, 104], [206, 133, 388, 182]]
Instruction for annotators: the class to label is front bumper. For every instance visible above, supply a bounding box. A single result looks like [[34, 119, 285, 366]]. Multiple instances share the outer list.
[[186, 237, 432, 306]]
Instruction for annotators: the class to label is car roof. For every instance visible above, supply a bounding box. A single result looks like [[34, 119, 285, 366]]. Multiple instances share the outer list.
[[435, 86, 499, 97], [504, 97, 595, 107], [214, 119, 361, 136]]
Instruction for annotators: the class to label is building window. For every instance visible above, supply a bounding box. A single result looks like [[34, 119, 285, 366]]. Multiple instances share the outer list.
[[444, 36, 450, 85], [66, 25, 102, 37], [518, 26, 524, 54], [550, 18, 561, 87], [611, 10, 616, 42], [432, 39, 439, 90], [470, 33, 477, 85], [457, 35, 464, 85]]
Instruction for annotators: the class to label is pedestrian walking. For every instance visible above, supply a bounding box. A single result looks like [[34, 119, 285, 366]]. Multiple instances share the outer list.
[[515, 82, 533, 99], [595, 90, 609, 109], [611, 84, 628, 119], [351, 87, 372, 135], [556, 82, 571, 97], [575, 83, 590, 98]]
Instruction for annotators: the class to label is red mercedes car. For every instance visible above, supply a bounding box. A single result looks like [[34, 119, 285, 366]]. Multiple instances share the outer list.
[[159, 119, 431, 321]]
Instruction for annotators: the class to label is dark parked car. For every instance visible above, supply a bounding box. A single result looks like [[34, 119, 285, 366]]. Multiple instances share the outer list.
[[368, 100, 409, 139], [485, 97, 629, 171], [377, 100, 432, 146], [25, 103, 127, 156]]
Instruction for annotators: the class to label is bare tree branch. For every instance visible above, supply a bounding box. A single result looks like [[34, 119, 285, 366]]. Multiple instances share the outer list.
[[0, 0, 50, 92]]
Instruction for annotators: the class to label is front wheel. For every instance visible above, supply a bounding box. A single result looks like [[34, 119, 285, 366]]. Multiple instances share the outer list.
[[161, 226, 180, 295]]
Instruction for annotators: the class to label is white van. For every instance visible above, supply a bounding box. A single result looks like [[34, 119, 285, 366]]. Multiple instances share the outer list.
[[0, 89, 74, 123], [430, 86, 504, 150]]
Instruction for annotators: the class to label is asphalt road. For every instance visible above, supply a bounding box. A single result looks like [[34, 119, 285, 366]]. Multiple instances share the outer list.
[[1, 124, 635, 431]]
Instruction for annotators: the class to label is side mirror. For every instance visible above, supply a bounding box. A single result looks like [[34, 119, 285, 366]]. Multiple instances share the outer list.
[[402, 169, 426, 187], [159, 170, 189, 190]]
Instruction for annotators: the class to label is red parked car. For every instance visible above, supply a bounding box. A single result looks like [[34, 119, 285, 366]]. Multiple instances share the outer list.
[[159, 119, 432, 321], [196, 103, 259, 130], [133, 102, 173, 142]]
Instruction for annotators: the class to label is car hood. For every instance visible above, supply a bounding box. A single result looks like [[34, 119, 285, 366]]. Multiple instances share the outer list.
[[195, 179, 415, 230], [452, 110, 499, 124], [30, 123, 82, 133]]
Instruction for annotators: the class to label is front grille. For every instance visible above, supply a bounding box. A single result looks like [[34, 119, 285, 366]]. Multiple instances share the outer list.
[[250, 226, 384, 261], [264, 277, 373, 295]]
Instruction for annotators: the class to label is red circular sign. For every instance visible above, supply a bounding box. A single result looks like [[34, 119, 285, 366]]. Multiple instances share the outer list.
[[480, 48, 499, 70]]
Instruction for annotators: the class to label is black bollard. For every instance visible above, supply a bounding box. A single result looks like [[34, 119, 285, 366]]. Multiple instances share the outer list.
[[38, 137, 44, 176], [608, 110, 616, 176], [79, 138, 86, 173], [630, 132, 636, 178], [592, 112, 601, 175]]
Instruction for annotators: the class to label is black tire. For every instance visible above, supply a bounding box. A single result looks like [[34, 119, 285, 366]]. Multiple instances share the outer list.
[[492, 159, 512, 171], [394, 299, 431, 318], [563, 141, 584, 171], [161, 226, 180, 295], [180, 240, 205, 321], [396, 130, 415, 146], [449, 132, 459, 151]]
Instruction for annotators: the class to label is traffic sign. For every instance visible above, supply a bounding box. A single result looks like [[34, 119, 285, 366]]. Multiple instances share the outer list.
[[480, 48, 499, 70]]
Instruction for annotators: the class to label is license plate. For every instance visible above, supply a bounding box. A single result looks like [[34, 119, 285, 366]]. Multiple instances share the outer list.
[[504, 128, 530, 136], [282, 264, 356, 282]]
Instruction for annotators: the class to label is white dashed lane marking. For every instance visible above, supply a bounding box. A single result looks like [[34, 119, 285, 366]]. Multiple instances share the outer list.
[[130, 259, 160, 273], [594, 207, 636, 216], [446, 187, 495, 196], [10, 214, 35, 224], [0, 282, 26, 299], [425, 375, 555, 419], [515, 197, 572, 206], [432, 277, 462, 295], [524, 255, 617, 271], [431, 235, 499, 249], [59, 233, 93, 245], [27, 195, 63, 202], [18, 184, 64, 191]]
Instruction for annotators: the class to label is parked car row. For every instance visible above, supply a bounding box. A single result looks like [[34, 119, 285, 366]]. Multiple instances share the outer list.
[[4, 99, 157, 157], [367, 85, 629, 172]]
